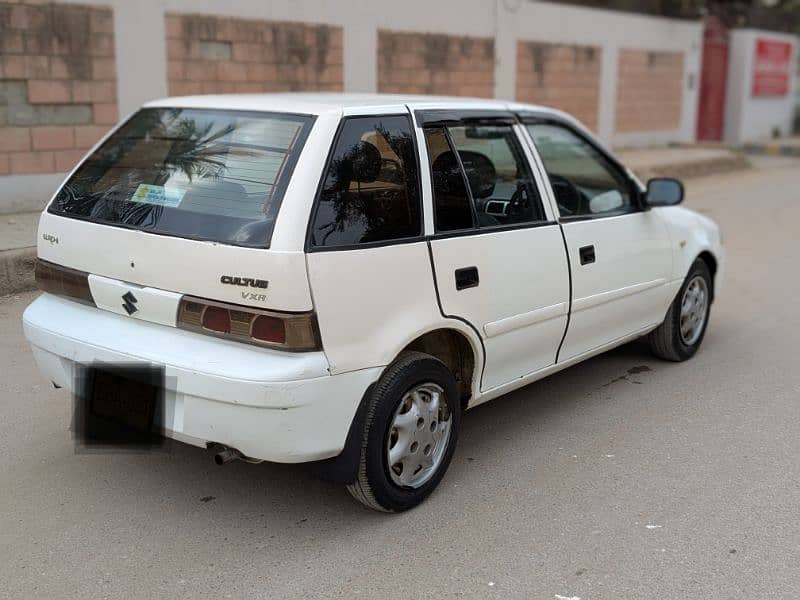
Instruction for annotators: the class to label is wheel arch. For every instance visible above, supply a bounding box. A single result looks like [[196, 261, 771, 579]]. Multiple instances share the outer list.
[[696, 250, 718, 302], [397, 326, 481, 409], [308, 323, 482, 484]]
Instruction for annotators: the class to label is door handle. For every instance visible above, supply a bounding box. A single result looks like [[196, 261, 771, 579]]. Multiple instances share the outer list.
[[455, 266, 479, 290], [579, 245, 596, 265]]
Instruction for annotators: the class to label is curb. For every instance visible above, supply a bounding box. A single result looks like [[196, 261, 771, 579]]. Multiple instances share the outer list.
[[741, 143, 800, 157], [630, 153, 751, 182], [0, 247, 36, 297]]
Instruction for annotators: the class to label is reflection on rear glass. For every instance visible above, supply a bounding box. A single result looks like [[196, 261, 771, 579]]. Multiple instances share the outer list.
[[50, 108, 314, 248]]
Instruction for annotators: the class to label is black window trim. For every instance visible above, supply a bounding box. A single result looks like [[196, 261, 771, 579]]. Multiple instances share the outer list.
[[305, 111, 425, 253], [516, 111, 646, 221], [441, 126, 480, 231], [422, 118, 551, 239], [427, 219, 560, 241]]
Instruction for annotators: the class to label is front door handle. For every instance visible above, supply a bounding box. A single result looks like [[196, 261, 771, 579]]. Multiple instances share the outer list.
[[455, 266, 479, 290], [579, 245, 596, 265]]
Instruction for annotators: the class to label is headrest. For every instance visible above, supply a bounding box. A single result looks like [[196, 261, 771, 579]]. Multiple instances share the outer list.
[[432, 150, 495, 199]]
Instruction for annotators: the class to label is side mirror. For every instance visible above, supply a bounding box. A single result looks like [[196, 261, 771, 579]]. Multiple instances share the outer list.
[[645, 178, 684, 207]]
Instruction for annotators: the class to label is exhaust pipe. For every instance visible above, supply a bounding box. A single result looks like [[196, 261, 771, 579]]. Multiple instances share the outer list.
[[214, 447, 242, 465]]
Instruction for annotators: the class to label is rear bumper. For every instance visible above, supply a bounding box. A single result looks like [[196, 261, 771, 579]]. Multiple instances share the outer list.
[[23, 294, 381, 463]]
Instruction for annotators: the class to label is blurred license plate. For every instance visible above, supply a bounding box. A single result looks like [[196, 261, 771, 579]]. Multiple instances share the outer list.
[[80, 365, 164, 448], [91, 369, 156, 432]]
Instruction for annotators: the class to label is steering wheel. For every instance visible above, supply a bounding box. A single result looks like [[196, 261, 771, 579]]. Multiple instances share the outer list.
[[508, 182, 531, 221], [548, 174, 588, 216]]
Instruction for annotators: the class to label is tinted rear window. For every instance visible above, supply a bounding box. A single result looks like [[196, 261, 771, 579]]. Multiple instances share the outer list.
[[308, 115, 421, 249], [49, 108, 314, 248]]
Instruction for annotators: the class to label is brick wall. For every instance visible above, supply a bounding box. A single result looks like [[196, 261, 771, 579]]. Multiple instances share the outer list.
[[615, 49, 684, 133], [378, 31, 494, 97], [165, 14, 343, 95], [0, 2, 118, 175], [516, 41, 601, 131]]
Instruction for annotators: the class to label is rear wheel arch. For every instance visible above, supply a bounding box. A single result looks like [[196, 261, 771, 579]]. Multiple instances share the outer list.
[[308, 326, 479, 484], [399, 327, 479, 409]]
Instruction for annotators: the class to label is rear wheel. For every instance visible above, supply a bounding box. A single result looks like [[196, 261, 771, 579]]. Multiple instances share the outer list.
[[346, 352, 460, 512], [649, 259, 712, 361]]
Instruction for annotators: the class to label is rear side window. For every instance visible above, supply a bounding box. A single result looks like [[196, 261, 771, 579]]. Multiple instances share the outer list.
[[49, 108, 313, 248], [309, 115, 421, 249]]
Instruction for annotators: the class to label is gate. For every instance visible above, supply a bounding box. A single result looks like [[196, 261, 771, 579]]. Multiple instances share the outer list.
[[696, 17, 729, 141]]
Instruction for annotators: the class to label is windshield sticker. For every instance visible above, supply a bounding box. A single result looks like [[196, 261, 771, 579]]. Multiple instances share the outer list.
[[131, 184, 186, 208]]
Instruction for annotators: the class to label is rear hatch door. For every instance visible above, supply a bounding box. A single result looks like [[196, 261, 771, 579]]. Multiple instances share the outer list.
[[38, 106, 319, 317]]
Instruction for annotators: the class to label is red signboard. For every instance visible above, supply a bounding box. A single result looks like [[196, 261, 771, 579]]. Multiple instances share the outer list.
[[752, 38, 793, 97]]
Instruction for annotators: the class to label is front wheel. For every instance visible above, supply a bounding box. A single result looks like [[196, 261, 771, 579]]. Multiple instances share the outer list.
[[648, 259, 712, 361], [346, 352, 461, 512]]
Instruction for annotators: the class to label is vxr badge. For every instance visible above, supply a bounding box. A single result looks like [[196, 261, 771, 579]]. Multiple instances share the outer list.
[[122, 291, 138, 315]]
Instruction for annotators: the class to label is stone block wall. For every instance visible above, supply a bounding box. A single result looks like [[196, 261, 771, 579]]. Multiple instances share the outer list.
[[516, 41, 602, 131], [615, 49, 685, 132], [165, 13, 343, 95], [0, 2, 118, 175], [377, 31, 494, 97]]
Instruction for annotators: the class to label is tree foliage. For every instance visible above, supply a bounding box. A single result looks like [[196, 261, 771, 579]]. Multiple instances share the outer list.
[[547, 0, 800, 33]]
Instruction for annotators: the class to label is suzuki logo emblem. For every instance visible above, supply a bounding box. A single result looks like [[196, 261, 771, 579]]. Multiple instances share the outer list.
[[122, 291, 138, 315]]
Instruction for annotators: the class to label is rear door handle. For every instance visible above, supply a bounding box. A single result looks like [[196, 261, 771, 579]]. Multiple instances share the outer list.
[[579, 245, 596, 265], [455, 266, 479, 290]]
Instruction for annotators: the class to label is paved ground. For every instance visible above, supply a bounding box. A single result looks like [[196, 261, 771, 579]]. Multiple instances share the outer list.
[[1, 157, 799, 599], [615, 145, 736, 170], [616, 146, 749, 181], [742, 135, 800, 157], [0, 213, 40, 253]]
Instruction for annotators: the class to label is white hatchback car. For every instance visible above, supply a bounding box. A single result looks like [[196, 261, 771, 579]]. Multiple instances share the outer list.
[[24, 94, 723, 512]]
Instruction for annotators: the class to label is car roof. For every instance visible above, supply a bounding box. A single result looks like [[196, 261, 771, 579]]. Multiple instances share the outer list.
[[144, 92, 564, 119]]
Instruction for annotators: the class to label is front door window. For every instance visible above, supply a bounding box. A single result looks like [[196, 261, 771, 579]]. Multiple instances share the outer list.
[[526, 123, 635, 218]]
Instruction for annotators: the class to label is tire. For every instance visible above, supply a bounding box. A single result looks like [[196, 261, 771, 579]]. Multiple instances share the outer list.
[[346, 352, 461, 512], [648, 258, 712, 362]]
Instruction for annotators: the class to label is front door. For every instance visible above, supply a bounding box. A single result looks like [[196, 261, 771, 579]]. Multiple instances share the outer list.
[[420, 117, 570, 391], [524, 121, 674, 362]]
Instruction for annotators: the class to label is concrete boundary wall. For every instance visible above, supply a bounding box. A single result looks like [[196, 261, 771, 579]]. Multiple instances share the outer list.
[[1, 0, 703, 213], [724, 29, 798, 144]]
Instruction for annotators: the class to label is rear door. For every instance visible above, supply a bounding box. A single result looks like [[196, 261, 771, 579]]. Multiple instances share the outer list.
[[418, 111, 570, 391], [304, 108, 443, 375], [522, 119, 674, 361]]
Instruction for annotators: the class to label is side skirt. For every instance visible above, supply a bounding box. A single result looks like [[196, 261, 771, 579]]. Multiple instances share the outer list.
[[467, 321, 660, 409]]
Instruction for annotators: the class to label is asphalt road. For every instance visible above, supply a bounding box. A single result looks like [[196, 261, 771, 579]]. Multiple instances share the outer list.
[[2, 157, 799, 599]]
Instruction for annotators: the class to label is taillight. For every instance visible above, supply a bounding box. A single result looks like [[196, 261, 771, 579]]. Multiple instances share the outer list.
[[202, 306, 231, 333], [177, 296, 320, 352], [35, 259, 94, 305], [252, 315, 286, 344]]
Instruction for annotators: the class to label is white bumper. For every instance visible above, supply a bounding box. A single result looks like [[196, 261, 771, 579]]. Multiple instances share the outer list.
[[23, 294, 381, 463]]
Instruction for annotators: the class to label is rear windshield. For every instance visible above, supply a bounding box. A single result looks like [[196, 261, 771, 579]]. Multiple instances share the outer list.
[[49, 108, 314, 248]]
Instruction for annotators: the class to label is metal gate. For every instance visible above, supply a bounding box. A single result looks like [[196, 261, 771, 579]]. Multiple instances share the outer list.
[[696, 17, 729, 142]]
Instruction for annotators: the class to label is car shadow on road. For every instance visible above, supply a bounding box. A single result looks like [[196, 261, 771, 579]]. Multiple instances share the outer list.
[[100, 337, 671, 530]]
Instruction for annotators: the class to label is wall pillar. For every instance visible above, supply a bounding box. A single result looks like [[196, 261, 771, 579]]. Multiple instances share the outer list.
[[113, 2, 168, 117], [597, 45, 618, 142], [344, 23, 377, 93], [493, 0, 517, 101]]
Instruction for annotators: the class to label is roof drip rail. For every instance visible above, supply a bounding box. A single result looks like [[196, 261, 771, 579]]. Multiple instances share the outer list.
[[415, 109, 518, 128], [514, 111, 554, 125]]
